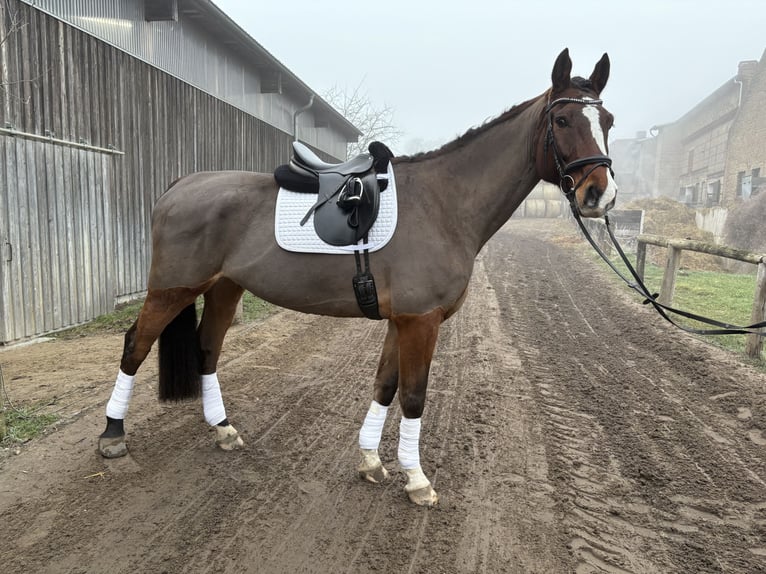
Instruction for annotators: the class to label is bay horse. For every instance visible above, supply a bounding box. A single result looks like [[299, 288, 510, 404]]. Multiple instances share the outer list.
[[98, 48, 617, 506]]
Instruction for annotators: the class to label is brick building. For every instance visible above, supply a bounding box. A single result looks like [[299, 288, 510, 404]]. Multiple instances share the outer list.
[[611, 49, 766, 215], [723, 56, 766, 204]]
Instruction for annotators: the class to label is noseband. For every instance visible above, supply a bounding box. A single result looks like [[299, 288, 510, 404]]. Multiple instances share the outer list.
[[544, 97, 613, 200]]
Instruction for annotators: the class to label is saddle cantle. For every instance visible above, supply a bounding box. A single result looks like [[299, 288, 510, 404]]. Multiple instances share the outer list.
[[274, 141, 393, 247]]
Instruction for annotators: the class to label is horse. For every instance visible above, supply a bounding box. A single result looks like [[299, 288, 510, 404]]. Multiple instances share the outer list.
[[98, 48, 617, 506]]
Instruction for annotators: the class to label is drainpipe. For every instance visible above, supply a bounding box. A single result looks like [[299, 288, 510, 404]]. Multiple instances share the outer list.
[[293, 94, 315, 142], [734, 78, 743, 108]]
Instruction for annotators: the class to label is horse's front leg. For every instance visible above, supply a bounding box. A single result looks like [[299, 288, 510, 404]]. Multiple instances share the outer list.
[[358, 320, 399, 483], [394, 309, 443, 506]]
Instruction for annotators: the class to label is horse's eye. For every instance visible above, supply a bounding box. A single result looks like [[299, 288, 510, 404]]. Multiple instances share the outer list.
[[555, 117, 568, 128]]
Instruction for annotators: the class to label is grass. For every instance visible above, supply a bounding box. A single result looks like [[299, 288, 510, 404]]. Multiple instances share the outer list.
[[1, 362, 60, 446], [0, 406, 59, 446], [590, 248, 762, 358]]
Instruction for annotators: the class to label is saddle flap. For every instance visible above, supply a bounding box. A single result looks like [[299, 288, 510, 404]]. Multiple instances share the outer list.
[[312, 172, 381, 246]]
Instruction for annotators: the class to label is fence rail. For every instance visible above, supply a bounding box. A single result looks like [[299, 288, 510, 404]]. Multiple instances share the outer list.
[[636, 234, 766, 359]]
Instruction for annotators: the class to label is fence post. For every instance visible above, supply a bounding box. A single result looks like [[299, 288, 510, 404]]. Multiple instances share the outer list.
[[636, 241, 646, 281], [745, 260, 766, 359], [659, 245, 681, 306]]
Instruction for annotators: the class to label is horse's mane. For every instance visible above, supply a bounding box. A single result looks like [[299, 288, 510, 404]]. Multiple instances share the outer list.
[[393, 77, 597, 164], [393, 95, 543, 164]]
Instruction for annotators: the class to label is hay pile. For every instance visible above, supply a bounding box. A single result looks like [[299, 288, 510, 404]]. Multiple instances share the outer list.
[[623, 197, 722, 271]]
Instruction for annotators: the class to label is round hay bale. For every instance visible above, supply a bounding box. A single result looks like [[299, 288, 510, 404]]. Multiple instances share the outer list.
[[525, 199, 547, 218]]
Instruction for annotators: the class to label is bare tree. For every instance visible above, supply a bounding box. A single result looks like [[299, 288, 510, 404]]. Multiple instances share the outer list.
[[1, 1, 37, 105], [323, 81, 402, 158]]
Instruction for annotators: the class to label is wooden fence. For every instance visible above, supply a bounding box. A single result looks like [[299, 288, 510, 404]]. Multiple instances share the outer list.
[[636, 235, 766, 359]]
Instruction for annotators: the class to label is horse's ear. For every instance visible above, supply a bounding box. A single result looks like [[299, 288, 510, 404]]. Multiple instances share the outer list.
[[589, 53, 610, 95], [551, 48, 572, 92]]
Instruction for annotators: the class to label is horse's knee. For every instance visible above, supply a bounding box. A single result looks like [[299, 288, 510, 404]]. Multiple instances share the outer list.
[[399, 392, 426, 419], [374, 372, 399, 406]]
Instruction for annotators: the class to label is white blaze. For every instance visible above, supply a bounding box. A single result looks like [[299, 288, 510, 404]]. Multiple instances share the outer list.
[[582, 104, 618, 209]]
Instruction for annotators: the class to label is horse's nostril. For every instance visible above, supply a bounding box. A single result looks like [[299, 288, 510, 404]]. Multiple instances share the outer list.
[[584, 185, 600, 208]]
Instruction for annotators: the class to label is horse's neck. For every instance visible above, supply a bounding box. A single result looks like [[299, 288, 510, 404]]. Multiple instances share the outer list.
[[423, 98, 546, 252]]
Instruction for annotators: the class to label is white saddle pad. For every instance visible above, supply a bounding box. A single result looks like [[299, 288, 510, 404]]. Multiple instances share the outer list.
[[275, 163, 398, 254]]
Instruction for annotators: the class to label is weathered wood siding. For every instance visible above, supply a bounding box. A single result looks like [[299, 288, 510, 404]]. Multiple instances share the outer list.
[[0, 1, 295, 343]]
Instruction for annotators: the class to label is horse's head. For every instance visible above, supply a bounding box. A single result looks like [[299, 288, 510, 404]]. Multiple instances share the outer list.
[[536, 48, 617, 218]]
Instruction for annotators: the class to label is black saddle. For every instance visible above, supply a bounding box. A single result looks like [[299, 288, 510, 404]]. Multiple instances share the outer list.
[[274, 141, 393, 246]]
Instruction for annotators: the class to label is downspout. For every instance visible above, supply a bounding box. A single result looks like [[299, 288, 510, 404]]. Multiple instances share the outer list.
[[734, 77, 743, 108], [293, 94, 315, 142]]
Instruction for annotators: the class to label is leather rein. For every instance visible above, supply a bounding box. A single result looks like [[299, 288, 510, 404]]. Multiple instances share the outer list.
[[545, 98, 766, 338]]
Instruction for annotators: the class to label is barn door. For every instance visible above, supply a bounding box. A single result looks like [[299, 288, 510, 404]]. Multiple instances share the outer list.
[[0, 134, 115, 344]]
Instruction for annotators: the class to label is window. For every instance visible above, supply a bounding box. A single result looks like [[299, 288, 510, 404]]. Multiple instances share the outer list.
[[706, 181, 721, 206], [742, 174, 752, 200]]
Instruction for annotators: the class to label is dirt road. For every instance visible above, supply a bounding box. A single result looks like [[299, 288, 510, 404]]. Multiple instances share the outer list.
[[1, 219, 765, 573]]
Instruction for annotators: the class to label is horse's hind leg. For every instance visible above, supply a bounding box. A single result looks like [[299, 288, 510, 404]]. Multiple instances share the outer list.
[[358, 320, 399, 483], [198, 278, 245, 451], [99, 287, 202, 458]]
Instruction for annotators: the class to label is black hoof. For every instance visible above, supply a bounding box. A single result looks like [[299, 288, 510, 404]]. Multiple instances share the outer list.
[[98, 417, 128, 458]]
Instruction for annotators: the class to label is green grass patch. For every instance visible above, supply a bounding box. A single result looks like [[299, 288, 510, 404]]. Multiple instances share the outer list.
[[591, 250, 760, 357], [0, 406, 59, 445], [56, 299, 146, 339], [240, 293, 276, 322]]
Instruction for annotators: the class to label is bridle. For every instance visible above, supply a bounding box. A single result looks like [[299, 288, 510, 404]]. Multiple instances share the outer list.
[[543, 97, 613, 201]]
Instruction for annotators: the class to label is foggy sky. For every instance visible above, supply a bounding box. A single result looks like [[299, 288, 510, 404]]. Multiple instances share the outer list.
[[213, 0, 765, 154]]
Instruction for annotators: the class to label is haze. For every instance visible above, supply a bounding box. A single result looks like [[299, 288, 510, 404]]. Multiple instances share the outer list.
[[213, 0, 765, 153]]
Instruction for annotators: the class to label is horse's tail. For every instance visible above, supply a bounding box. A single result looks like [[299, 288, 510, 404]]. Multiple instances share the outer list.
[[158, 303, 202, 402]]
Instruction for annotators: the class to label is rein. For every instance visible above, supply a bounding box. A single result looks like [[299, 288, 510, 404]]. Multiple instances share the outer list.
[[565, 199, 766, 337]]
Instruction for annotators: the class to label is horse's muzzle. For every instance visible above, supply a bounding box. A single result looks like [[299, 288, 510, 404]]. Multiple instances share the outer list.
[[575, 168, 617, 218]]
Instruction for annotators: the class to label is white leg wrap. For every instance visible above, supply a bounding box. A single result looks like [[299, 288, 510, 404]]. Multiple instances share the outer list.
[[105, 370, 135, 419], [202, 373, 227, 426], [359, 400, 390, 450], [398, 416, 422, 470]]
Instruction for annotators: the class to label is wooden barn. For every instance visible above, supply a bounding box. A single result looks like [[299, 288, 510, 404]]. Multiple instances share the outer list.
[[0, 0, 361, 344]]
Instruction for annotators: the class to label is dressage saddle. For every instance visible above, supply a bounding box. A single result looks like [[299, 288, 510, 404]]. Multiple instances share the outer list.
[[274, 141, 393, 246]]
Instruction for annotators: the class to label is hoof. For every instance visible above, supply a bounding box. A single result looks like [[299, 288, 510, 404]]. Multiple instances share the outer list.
[[406, 484, 439, 507], [98, 435, 128, 459], [215, 425, 244, 451], [358, 449, 389, 484], [404, 466, 438, 506], [359, 463, 389, 484]]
